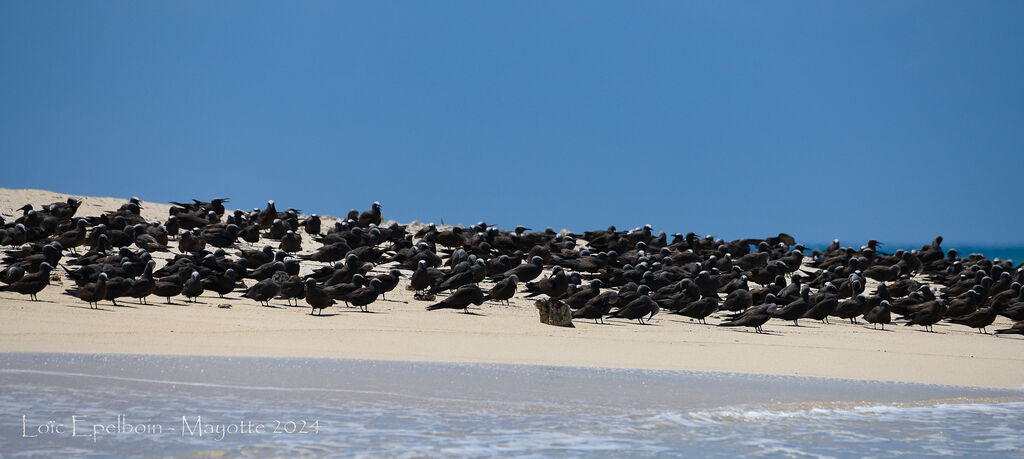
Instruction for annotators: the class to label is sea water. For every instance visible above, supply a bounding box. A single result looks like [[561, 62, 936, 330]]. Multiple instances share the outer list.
[[1, 354, 1021, 457], [805, 244, 1024, 265]]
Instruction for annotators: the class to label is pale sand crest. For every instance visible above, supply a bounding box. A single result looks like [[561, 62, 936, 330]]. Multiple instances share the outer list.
[[1, 188, 1022, 388]]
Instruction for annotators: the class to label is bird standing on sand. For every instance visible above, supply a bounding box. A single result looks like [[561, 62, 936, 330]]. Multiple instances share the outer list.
[[153, 273, 184, 304], [426, 284, 485, 314], [493, 256, 545, 283], [373, 269, 402, 300], [608, 285, 659, 325], [303, 214, 321, 235], [0, 262, 53, 301], [802, 285, 838, 324], [572, 290, 619, 324], [864, 300, 892, 330], [181, 271, 204, 303], [770, 286, 810, 326], [103, 272, 134, 306], [64, 272, 108, 309], [947, 303, 1003, 334], [484, 275, 518, 305], [279, 230, 302, 252], [676, 296, 718, 325], [346, 278, 383, 313], [723, 288, 752, 312], [358, 202, 382, 227], [523, 267, 568, 299], [902, 299, 946, 332], [718, 304, 772, 333], [242, 275, 283, 307], [303, 278, 335, 315]]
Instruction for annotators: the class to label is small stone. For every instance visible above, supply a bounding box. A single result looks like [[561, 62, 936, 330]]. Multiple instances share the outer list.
[[535, 298, 574, 328]]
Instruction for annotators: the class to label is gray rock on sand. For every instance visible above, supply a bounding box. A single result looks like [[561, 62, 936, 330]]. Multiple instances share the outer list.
[[535, 298, 574, 328]]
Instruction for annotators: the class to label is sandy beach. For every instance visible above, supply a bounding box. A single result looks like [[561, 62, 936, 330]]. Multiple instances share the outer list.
[[1, 188, 1022, 389]]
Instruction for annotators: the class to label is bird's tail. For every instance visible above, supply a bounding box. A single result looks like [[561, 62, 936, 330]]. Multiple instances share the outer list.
[[425, 302, 445, 311], [994, 328, 1022, 335], [717, 321, 739, 327]]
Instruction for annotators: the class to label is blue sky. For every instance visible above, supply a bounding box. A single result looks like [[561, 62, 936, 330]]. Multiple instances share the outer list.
[[1, 1, 1021, 246]]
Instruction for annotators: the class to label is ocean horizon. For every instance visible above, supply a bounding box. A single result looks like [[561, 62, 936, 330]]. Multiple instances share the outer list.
[[804, 243, 1024, 265]]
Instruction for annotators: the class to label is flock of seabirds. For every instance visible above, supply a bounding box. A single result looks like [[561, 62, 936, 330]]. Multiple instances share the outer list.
[[1, 195, 1024, 336]]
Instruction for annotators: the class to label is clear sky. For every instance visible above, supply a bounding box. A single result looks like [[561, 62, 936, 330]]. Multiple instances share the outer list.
[[1, 1, 1021, 246]]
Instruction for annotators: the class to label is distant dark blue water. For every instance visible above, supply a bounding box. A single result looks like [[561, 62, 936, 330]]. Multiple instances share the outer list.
[[805, 244, 1024, 264], [2, 354, 1022, 457], [949, 246, 1024, 264]]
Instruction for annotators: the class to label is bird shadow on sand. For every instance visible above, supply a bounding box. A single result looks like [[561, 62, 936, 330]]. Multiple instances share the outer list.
[[309, 313, 340, 317], [110, 303, 138, 309], [913, 329, 946, 334], [863, 326, 894, 332], [666, 318, 714, 326], [67, 305, 114, 312], [335, 308, 381, 314], [725, 328, 783, 336]]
